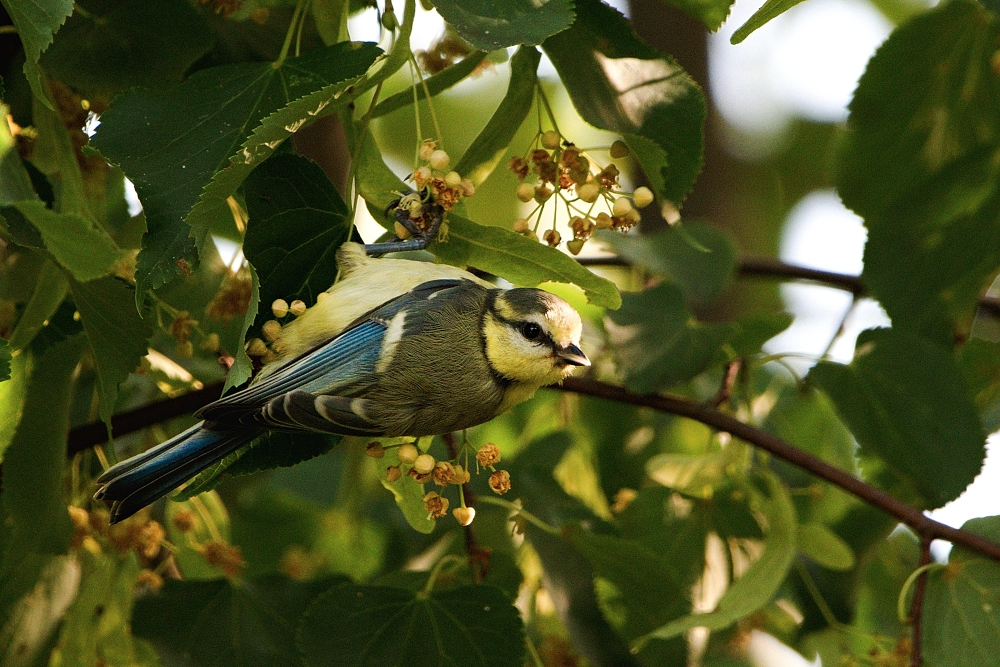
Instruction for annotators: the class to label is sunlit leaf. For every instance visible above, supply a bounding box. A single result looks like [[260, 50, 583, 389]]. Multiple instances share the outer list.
[[298, 582, 525, 667], [376, 440, 435, 534], [655, 0, 736, 31], [432, 0, 574, 50], [543, 0, 705, 205], [15, 201, 121, 281], [810, 328, 986, 509], [0, 0, 73, 108]]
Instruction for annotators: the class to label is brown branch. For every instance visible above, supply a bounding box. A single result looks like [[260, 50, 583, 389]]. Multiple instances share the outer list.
[[909, 537, 933, 667], [556, 377, 1000, 562]]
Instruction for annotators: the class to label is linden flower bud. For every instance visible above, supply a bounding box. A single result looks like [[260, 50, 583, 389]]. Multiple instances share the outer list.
[[261, 319, 282, 342], [136, 569, 164, 592], [541, 130, 561, 150], [595, 212, 613, 229], [176, 340, 194, 359], [414, 165, 432, 183], [477, 443, 501, 468], [610, 139, 629, 158], [577, 182, 599, 203], [516, 182, 535, 203], [394, 221, 413, 239], [365, 442, 385, 458], [633, 186, 654, 208], [381, 9, 398, 30], [661, 200, 681, 225], [413, 453, 436, 475], [453, 506, 476, 526], [452, 464, 471, 484], [429, 149, 450, 171], [289, 300, 307, 317], [423, 492, 449, 519], [444, 171, 462, 187], [432, 461, 455, 486], [386, 465, 402, 482], [612, 197, 633, 218], [489, 470, 511, 495], [271, 298, 289, 318], [534, 184, 553, 203], [513, 218, 530, 234], [200, 333, 220, 353], [397, 443, 419, 464], [626, 208, 642, 225], [460, 179, 476, 197], [567, 238, 585, 255], [418, 141, 436, 162], [316, 292, 330, 304], [543, 229, 561, 247]]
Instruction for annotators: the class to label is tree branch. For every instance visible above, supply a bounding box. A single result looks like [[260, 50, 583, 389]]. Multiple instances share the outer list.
[[909, 536, 933, 667]]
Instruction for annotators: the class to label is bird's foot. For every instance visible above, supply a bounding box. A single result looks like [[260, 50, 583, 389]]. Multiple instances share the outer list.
[[365, 190, 445, 257]]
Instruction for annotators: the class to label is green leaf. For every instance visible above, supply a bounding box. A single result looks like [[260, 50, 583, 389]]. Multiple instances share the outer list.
[[923, 515, 1000, 667], [0, 340, 10, 382], [596, 222, 736, 303], [0, 0, 73, 109], [657, 0, 736, 31], [70, 276, 155, 425], [377, 440, 435, 534], [0, 335, 84, 572], [543, 0, 705, 205], [297, 582, 526, 667], [809, 328, 986, 509], [15, 200, 121, 281], [432, 0, 574, 50], [225, 263, 260, 393], [242, 153, 352, 335], [958, 338, 1000, 433], [90, 41, 382, 305], [371, 52, 489, 119], [30, 78, 91, 216], [312, 0, 349, 45], [731, 0, 805, 44], [0, 555, 83, 666], [40, 0, 213, 98], [797, 522, 855, 571], [641, 472, 797, 643], [433, 215, 621, 309], [349, 129, 404, 229], [728, 311, 794, 357], [453, 46, 539, 187], [607, 282, 733, 393], [49, 549, 157, 667], [0, 352, 26, 464], [134, 575, 345, 667], [837, 0, 1000, 341]]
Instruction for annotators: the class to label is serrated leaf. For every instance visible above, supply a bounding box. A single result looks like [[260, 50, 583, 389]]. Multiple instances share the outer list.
[[40, 0, 213, 98], [642, 472, 796, 643], [134, 575, 345, 667], [809, 328, 986, 509], [70, 276, 154, 425], [453, 46, 539, 186], [433, 215, 621, 308], [838, 0, 1000, 341], [729, 311, 794, 357], [596, 222, 736, 303], [90, 41, 381, 305], [543, 0, 705, 205], [0, 0, 73, 109], [657, 0, 736, 31], [371, 52, 488, 119], [731, 0, 805, 43], [797, 522, 855, 571], [297, 582, 525, 667], [377, 440, 435, 534], [607, 281, 733, 393], [0, 352, 26, 464], [923, 515, 1000, 667], [242, 153, 351, 335], [432, 0, 574, 50], [16, 200, 121, 281]]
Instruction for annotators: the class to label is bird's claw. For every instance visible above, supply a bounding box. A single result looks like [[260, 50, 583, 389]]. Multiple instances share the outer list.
[[366, 190, 444, 257]]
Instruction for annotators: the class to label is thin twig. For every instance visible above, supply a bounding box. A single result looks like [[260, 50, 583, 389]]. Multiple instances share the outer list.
[[710, 359, 742, 408]]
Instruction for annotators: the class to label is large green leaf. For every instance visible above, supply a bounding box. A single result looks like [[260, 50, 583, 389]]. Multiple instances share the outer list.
[[731, 0, 806, 44], [810, 328, 986, 509], [543, 0, 705, 205], [40, 0, 213, 98], [838, 0, 1000, 342], [432, 0, 574, 50], [70, 276, 155, 425], [242, 153, 352, 335], [0, 0, 73, 108], [375, 441, 435, 535], [657, 0, 736, 31], [297, 582, 525, 667], [133, 575, 345, 667], [90, 41, 381, 305], [641, 472, 796, 643], [16, 200, 121, 281], [923, 516, 1000, 667], [596, 222, 736, 303], [958, 338, 1000, 433], [453, 46, 539, 186], [433, 215, 621, 308], [607, 281, 733, 393]]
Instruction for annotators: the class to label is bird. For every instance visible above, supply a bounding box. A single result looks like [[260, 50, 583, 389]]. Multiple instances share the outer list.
[[95, 242, 590, 523]]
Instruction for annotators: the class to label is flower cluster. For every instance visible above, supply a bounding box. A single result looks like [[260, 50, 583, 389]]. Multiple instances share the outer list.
[[368, 439, 512, 526], [508, 133, 655, 255], [246, 297, 309, 363]]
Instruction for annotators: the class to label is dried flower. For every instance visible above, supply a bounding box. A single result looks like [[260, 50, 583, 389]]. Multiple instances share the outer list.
[[423, 491, 450, 519], [489, 470, 511, 495], [366, 442, 385, 458], [432, 461, 456, 486], [477, 443, 501, 468], [200, 541, 246, 578]]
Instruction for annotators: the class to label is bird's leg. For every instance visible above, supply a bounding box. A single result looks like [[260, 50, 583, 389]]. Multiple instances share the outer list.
[[364, 191, 445, 256]]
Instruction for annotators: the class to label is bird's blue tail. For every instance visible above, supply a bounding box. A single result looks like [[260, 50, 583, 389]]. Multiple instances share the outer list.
[[95, 422, 260, 524]]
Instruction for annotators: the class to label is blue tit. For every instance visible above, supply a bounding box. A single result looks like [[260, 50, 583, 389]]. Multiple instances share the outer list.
[[95, 243, 590, 523]]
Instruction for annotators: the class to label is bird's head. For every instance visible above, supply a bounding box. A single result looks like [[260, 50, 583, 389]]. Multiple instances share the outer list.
[[483, 288, 590, 387]]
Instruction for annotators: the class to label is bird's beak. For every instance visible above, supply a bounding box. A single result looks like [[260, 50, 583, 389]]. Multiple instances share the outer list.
[[556, 344, 590, 367]]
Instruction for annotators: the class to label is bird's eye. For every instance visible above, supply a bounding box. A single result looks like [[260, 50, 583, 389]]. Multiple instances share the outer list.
[[521, 322, 542, 340]]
